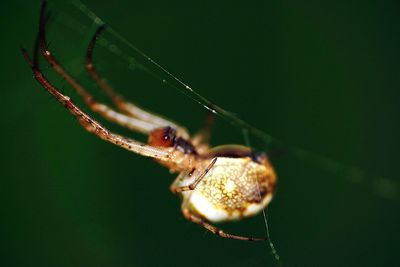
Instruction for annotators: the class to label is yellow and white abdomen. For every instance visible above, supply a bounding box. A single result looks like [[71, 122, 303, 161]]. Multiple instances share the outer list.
[[179, 156, 276, 223]]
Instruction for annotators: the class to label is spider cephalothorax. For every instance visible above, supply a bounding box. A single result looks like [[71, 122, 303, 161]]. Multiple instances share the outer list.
[[22, 0, 277, 241], [149, 126, 197, 155]]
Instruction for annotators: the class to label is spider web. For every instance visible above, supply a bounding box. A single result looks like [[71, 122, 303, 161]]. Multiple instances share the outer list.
[[55, 0, 398, 203], [38, 1, 399, 266]]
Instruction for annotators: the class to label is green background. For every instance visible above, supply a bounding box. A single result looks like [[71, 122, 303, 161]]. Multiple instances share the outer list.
[[2, 0, 399, 266]]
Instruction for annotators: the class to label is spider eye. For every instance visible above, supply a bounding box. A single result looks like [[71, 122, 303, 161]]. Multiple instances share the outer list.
[[148, 126, 176, 147]]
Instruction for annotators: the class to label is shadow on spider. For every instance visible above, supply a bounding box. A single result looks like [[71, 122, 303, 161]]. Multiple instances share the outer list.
[[22, 0, 277, 241]]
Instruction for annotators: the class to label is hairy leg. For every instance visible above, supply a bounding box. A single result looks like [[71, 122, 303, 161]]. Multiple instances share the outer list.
[[86, 25, 189, 138], [22, 48, 179, 162], [181, 208, 267, 241], [37, 1, 161, 134]]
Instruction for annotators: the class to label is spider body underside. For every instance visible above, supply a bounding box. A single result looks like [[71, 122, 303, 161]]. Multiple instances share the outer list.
[[22, 0, 277, 241]]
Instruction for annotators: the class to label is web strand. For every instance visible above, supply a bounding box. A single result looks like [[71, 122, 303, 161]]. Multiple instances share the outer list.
[[55, 0, 400, 205], [37, 2, 400, 266], [243, 129, 282, 265]]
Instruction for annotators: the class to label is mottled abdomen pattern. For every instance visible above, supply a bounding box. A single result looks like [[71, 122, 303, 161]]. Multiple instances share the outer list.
[[181, 156, 276, 223]]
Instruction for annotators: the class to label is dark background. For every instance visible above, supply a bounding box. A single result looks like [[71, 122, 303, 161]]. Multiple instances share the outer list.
[[2, 0, 399, 266]]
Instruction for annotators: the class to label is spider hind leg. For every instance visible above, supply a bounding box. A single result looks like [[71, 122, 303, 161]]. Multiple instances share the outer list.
[[182, 208, 267, 242]]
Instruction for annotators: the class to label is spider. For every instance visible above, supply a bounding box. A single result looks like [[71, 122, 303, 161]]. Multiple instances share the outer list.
[[22, 0, 277, 241]]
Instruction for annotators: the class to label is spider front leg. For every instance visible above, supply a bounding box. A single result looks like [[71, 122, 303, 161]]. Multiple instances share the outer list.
[[36, 1, 159, 135], [86, 25, 190, 138], [181, 208, 267, 241], [170, 158, 217, 193], [22, 48, 182, 164]]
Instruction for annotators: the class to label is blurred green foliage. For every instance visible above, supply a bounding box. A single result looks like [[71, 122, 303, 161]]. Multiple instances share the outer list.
[[1, 0, 399, 266]]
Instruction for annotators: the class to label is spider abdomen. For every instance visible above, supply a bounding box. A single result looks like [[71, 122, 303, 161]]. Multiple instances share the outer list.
[[181, 156, 276, 223]]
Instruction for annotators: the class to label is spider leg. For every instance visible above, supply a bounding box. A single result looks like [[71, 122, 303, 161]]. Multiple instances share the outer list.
[[170, 158, 217, 193], [192, 110, 216, 147], [22, 48, 179, 162], [181, 208, 267, 241], [86, 25, 189, 138], [36, 1, 158, 135]]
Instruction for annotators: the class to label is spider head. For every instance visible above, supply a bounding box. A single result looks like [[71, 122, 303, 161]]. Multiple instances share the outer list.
[[148, 126, 176, 147]]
